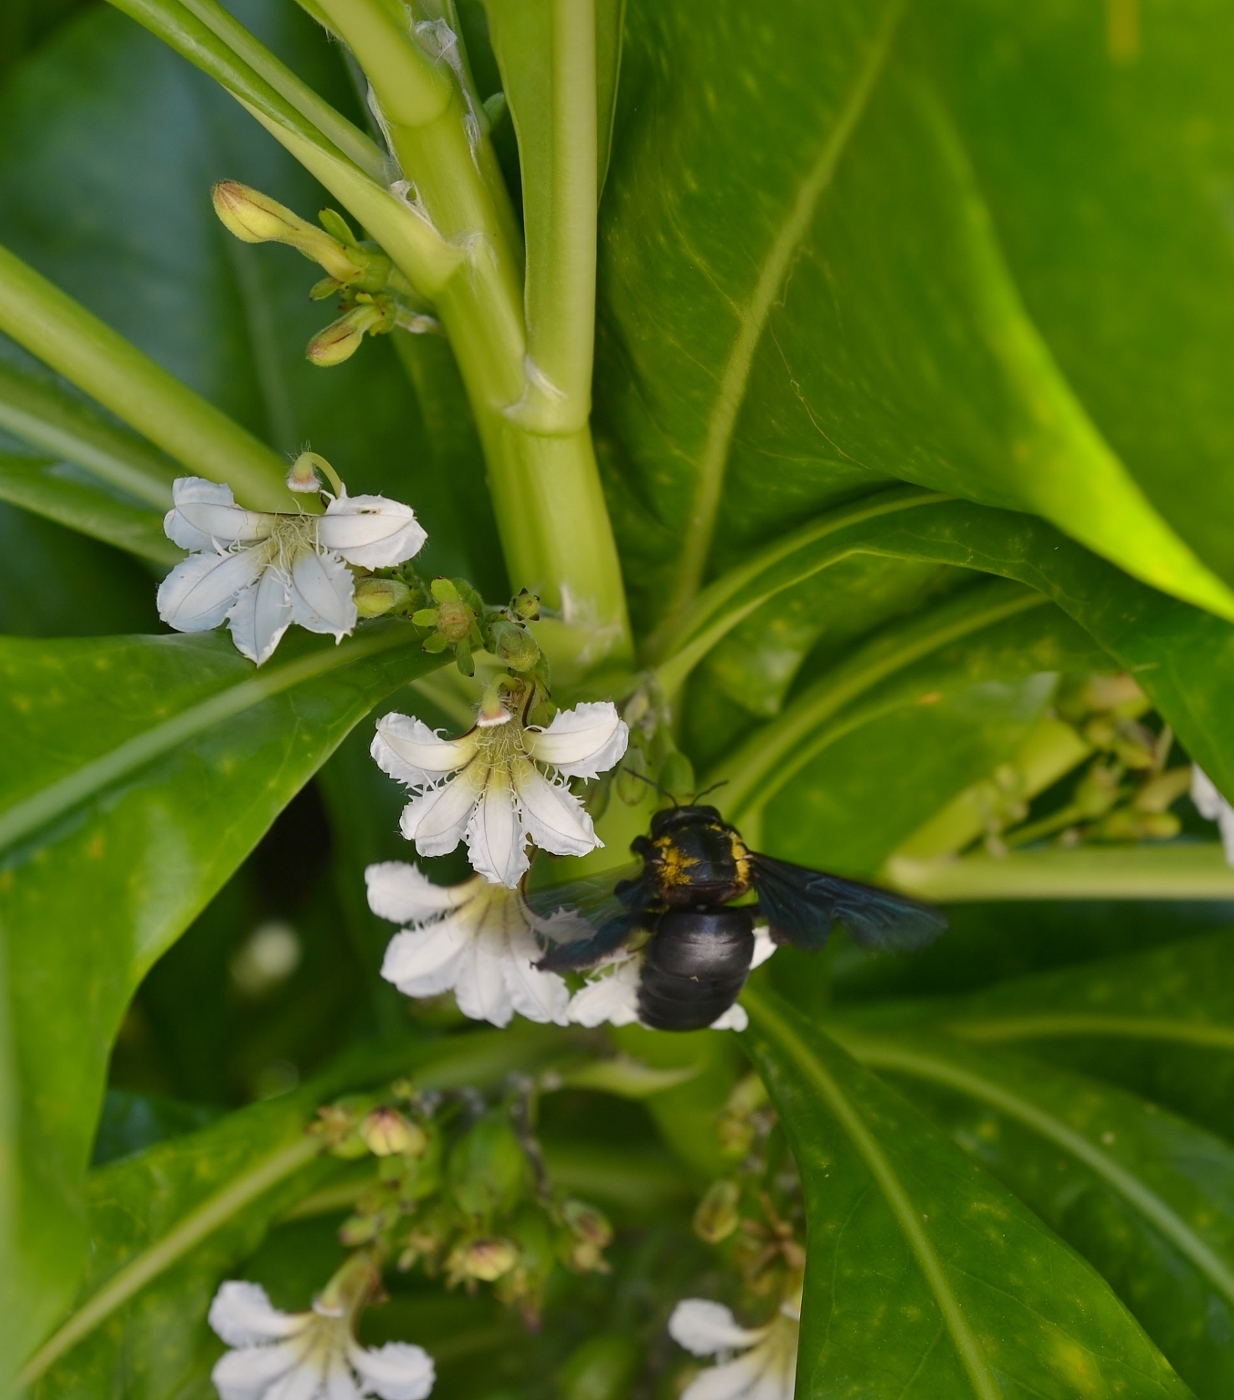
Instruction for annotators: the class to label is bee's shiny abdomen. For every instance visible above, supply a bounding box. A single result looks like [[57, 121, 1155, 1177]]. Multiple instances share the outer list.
[[637, 907, 755, 1031]]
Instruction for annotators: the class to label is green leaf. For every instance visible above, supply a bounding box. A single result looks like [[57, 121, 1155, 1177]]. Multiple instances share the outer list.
[[0, 455, 176, 564], [0, 625, 441, 1383], [835, 1028, 1234, 1397], [26, 1025, 563, 1396], [598, 0, 1234, 634], [743, 987, 1191, 1398]]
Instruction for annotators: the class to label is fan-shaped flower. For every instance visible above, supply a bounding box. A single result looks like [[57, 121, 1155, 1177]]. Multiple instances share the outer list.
[[157, 476, 426, 665], [1192, 767, 1234, 866], [566, 928, 777, 1031], [371, 698, 628, 886], [669, 1296, 800, 1400], [366, 861, 569, 1027], [208, 1279, 434, 1400]]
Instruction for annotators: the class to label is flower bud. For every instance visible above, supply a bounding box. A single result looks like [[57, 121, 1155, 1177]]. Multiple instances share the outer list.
[[306, 301, 391, 367], [449, 1114, 530, 1219], [437, 598, 476, 643], [361, 1108, 427, 1157], [355, 577, 412, 618], [339, 1212, 383, 1245], [1074, 761, 1122, 818], [212, 181, 360, 283], [1092, 808, 1181, 842], [512, 588, 541, 621], [562, 1200, 612, 1248], [693, 1178, 741, 1243], [457, 1236, 519, 1281], [490, 618, 539, 671], [1133, 766, 1193, 814]]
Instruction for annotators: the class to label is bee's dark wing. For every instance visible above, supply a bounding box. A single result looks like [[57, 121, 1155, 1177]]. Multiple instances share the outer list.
[[749, 852, 947, 953], [524, 861, 653, 972]]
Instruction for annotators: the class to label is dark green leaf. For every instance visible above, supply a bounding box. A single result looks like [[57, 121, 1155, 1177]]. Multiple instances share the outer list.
[[744, 987, 1191, 1398]]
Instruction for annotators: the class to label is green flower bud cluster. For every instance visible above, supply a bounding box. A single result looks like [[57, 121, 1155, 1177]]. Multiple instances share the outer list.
[[315, 1083, 612, 1328], [212, 181, 433, 368], [692, 1073, 804, 1309]]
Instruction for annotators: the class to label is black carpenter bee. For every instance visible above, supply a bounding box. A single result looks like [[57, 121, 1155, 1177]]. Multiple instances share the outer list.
[[530, 802, 947, 1032]]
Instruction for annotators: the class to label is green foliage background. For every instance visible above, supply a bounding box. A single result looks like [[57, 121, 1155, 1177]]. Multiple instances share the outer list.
[[5, 1, 1234, 1397]]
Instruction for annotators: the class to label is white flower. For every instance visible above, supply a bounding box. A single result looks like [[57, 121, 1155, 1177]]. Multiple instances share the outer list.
[[367, 862, 570, 1027], [1192, 766, 1234, 866], [208, 1279, 434, 1400], [669, 1297, 800, 1400], [566, 927, 777, 1031], [158, 476, 426, 665], [371, 699, 628, 886]]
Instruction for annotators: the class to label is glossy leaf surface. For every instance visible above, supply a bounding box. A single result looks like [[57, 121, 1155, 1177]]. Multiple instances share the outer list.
[[743, 988, 1190, 1398]]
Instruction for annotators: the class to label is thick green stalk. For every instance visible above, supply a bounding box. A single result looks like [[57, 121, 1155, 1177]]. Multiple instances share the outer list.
[[311, 0, 630, 665], [0, 244, 292, 511]]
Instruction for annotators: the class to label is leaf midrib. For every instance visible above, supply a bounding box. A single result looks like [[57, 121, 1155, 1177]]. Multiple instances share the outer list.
[[747, 990, 1002, 1400], [661, 0, 907, 630], [845, 1032, 1234, 1309]]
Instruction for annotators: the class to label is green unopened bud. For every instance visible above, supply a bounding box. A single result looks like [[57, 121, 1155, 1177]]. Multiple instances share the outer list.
[[562, 1200, 612, 1248], [437, 598, 476, 643], [458, 1236, 519, 1281], [1134, 766, 1193, 814], [558, 1335, 641, 1400], [449, 1114, 530, 1219], [307, 301, 393, 367], [318, 207, 358, 246], [1093, 808, 1181, 842], [658, 751, 695, 801], [693, 1178, 741, 1243], [361, 1107, 427, 1157], [512, 588, 540, 621], [339, 1212, 384, 1245], [355, 577, 412, 618], [491, 618, 539, 671], [212, 181, 360, 283], [1074, 761, 1122, 819]]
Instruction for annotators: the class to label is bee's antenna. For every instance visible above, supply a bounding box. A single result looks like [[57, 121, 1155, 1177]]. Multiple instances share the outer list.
[[690, 779, 729, 803], [627, 769, 679, 806]]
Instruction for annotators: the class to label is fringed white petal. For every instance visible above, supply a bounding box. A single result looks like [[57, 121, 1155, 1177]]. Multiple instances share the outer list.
[[319, 493, 427, 569], [749, 925, 778, 970], [500, 907, 570, 1025], [164, 477, 272, 552], [289, 548, 357, 641], [365, 862, 477, 924], [157, 547, 265, 634], [381, 921, 469, 996], [266, 1358, 325, 1400], [525, 701, 629, 779], [466, 762, 528, 887], [669, 1300, 768, 1355], [511, 759, 600, 857], [1192, 766, 1234, 866], [567, 958, 642, 1028], [680, 1347, 785, 1400], [349, 1341, 436, 1400], [324, 1355, 363, 1400], [227, 567, 292, 666], [709, 1004, 749, 1032], [399, 763, 489, 857], [373, 713, 479, 788], [209, 1281, 302, 1347], [211, 1339, 302, 1400], [452, 931, 515, 1026]]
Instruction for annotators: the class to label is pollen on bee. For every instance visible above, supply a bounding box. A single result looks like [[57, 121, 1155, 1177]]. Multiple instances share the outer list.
[[654, 835, 699, 886]]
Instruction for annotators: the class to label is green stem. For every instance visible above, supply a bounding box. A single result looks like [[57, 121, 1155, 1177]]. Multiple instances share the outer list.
[[884, 841, 1234, 902], [0, 244, 292, 511], [710, 580, 1044, 820]]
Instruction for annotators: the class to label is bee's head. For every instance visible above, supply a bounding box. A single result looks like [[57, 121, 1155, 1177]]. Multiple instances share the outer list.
[[649, 803, 723, 838]]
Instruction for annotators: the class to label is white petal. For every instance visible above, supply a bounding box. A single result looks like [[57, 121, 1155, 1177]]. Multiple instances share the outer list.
[[709, 1004, 749, 1032], [289, 548, 358, 641], [372, 713, 479, 789], [157, 548, 264, 633], [669, 1300, 768, 1356], [351, 1342, 436, 1400], [165, 476, 273, 551], [750, 926, 778, 970], [525, 701, 629, 779], [381, 921, 469, 997], [452, 932, 516, 1026], [227, 567, 292, 666], [399, 763, 488, 857], [209, 1282, 301, 1346], [266, 1358, 327, 1400], [496, 904, 570, 1025], [567, 958, 642, 1028], [324, 1354, 362, 1400], [466, 763, 528, 887], [681, 1349, 780, 1400], [212, 1341, 301, 1400], [319, 493, 428, 569], [512, 759, 600, 857], [365, 862, 477, 924]]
